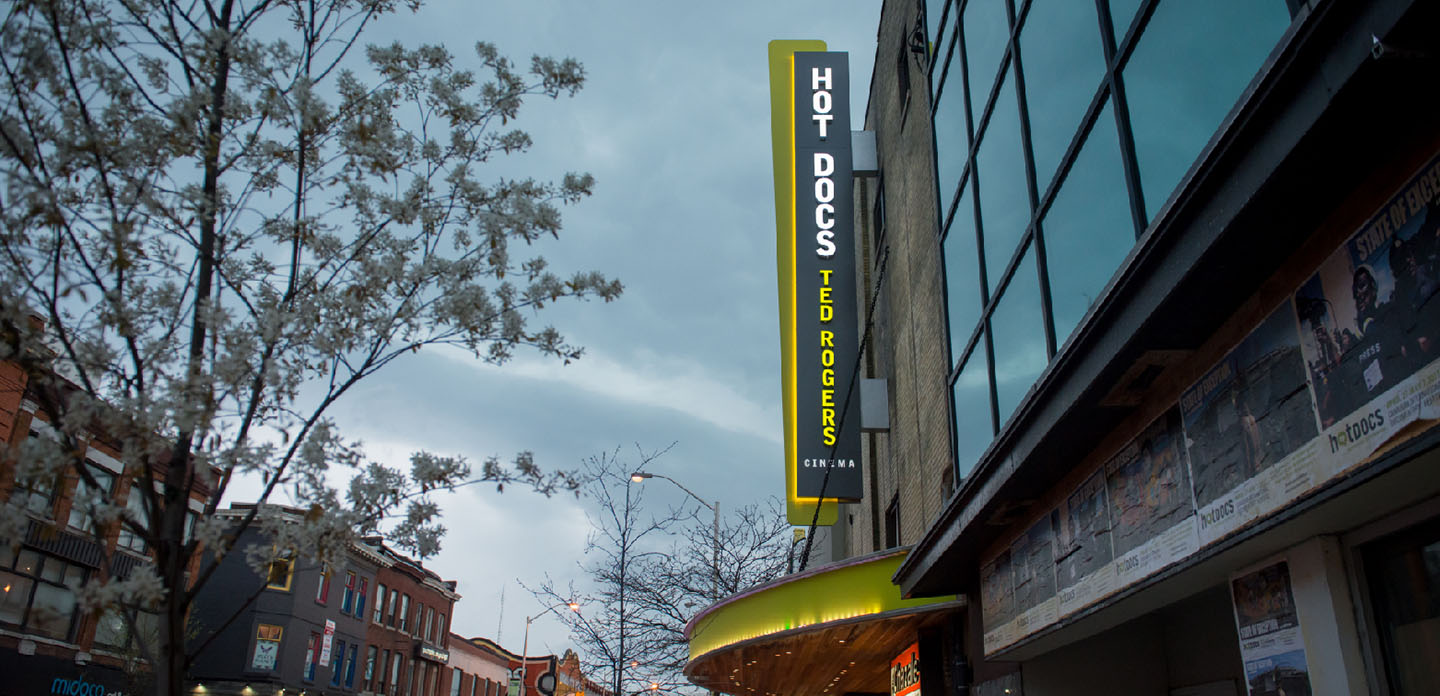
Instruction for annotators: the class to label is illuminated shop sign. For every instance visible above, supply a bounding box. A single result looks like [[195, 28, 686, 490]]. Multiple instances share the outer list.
[[416, 642, 450, 663], [890, 643, 921, 696], [769, 42, 862, 522]]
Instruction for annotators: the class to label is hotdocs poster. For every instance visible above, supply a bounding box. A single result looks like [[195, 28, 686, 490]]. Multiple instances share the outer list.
[[1231, 561, 1311, 696], [1294, 156, 1440, 470], [1183, 303, 1325, 545], [1010, 516, 1059, 638], [1054, 470, 1117, 617], [1104, 408, 1199, 588], [980, 551, 1017, 655]]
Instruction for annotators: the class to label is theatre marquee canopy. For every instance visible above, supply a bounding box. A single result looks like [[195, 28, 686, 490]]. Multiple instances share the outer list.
[[685, 548, 961, 696]]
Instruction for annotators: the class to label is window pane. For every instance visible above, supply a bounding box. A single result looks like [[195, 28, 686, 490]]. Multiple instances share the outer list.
[[28, 582, 76, 640], [964, 0, 1010, 107], [1109, 0, 1142, 42], [1043, 100, 1135, 344], [975, 70, 1029, 293], [944, 186, 982, 367], [40, 558, 64, 583], [332, 640, 347, 685], [68, 465, 116, 532], [0, 571, 32, 625], [991, 246, 1047, 424], [1364, 519, 1440, 696], [1019, 0, 1106, 192], [1124, 0, 1290, 221], [93, 607, 128, 648], [952, 340, 994, 479], [16, 551, 39, 576], [934, 62, 969, 212], [926, 0, 949, 50]]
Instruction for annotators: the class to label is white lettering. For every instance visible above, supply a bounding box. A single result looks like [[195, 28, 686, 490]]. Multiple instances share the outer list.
[[813, 113, 834, 138], [811, 67, 832, 91], [812, 89, 831, 115], [816, 230, 836, 257], [815, 202, 834, 229], [813, 152, 834, 177], [815, 176, 834, 203]]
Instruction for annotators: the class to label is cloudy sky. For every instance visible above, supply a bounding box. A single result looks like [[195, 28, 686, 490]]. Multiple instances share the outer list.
[[259, 0, 879, 658]]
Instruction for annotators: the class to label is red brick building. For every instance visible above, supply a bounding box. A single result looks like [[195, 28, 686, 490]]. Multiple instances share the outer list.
[[360, 538, 459, 696]]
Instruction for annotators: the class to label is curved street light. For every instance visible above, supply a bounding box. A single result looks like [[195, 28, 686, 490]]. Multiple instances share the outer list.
[[520, 601, 580, 696], [629, 472, 720, 602]]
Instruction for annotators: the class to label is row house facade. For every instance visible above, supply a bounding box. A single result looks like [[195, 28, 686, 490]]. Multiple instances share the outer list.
[[362, 537, 460, 696]]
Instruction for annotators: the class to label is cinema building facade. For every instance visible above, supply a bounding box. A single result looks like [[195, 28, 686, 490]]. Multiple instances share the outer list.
[[686, 0, 1440, 695]]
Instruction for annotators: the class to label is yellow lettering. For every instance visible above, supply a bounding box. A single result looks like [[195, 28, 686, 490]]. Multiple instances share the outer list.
[[821, 349, 834, 367], [821, 389, 834, 407], [820, 305, 833, 322], [819, 269, 833, 285], [823, 427, 836, 446], [819, 286, 832, 303], [822, 368, 835, 387], [820, 330, 834, 347], [822, 408, 836, 427]]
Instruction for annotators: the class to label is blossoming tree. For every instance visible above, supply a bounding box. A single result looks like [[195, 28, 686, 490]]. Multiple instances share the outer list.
[[0, 0, 619, 694]]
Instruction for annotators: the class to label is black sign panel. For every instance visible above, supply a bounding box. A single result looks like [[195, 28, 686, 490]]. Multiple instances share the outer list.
[[0, 651, 148, 696], [792, 52, 861, 500]]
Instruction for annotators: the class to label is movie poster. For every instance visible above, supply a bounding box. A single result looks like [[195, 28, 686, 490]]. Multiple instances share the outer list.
[[1294, 155, 1440, 471], [1011, 516, 1058, 638], [980, 551, 1017, 655], [1231, 561, 1311, 696], [1183, 302, 1326, 545], [1055, 470, 1116, 617], [1104, 408, 1199, 588]]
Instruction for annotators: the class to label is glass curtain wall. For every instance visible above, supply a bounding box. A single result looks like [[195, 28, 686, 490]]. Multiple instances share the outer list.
[[927, 0, 1294, 479]]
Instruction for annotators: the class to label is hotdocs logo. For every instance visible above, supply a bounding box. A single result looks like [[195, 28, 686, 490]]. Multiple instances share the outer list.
[[1328, 408, 1385, 452]]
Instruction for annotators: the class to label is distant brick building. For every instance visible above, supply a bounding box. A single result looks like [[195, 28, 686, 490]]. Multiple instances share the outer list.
[[445, 635, 512, 696]]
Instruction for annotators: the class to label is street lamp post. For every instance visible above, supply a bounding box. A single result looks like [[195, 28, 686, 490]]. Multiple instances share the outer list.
[[520, 601, 579, 696], [616, 475, 634, 696], [629, 472, 720, 602]]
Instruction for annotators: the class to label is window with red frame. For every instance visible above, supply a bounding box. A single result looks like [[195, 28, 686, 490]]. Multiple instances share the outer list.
[[315, 564, 331, 604], [341, 571, 357, 613]]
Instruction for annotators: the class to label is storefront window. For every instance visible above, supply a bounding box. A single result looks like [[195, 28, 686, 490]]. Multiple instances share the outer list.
[[0, 548, 86, 641], [1363, 517, 1440, 694]]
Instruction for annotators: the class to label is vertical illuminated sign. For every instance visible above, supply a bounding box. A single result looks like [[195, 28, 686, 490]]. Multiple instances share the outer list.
[[769, 42, 863, 523]]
